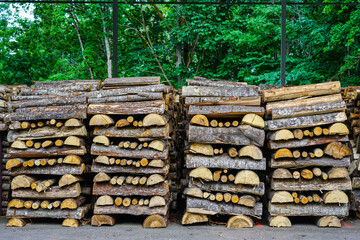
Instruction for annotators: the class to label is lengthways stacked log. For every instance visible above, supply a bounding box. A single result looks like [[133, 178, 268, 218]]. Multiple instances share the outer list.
[[343, 86, 360, 218], [181, 77, 265, 228], [89, 76, 175, 228], [5, 80, 98, 227], [263, 81, 351, 228]]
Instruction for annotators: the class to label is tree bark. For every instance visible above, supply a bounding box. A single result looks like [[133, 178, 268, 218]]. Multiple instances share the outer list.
[[268, 203, 348, 217], [185, 96, 261, 106], [270, 156, 350, 168], [268, 135, 349, 149], [182, 86, 259, 97], [93, 125, 170, 139], [88, 100, 165, 115], [188, 105, 264, 118], [271, 177, 352, 191], [92, 182, 169, 196], [8, 164, 86, 176], [12, 183, 82, 199], [8, 146, 86, 158], [88, 92, 163, 103], [94, 203, 169, 216]]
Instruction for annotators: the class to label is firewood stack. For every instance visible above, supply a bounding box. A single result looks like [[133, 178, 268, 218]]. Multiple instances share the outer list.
[[89, 77, 176, 228], [181, 77, 265, 228], [264, 81, 351, 228], [4, 80, 100, 227]]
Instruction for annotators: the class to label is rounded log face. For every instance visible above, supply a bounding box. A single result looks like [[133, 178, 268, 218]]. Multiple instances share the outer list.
[[143, 215, 167, 228], [226, 215, 254, 228]]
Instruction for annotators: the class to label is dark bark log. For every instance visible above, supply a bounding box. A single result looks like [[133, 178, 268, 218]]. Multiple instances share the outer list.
[[268, 203, 348, 217], [8, 146, 86, 158], [8, 96, 87, 110], [6, 204, 91, 219], [190, 180, 265, 196], [7, 126, 87, 142], [270, 156, 350, 168], [91, 144, 168, 160], [188, 105, 264, 118], [266, 112, 347, 130], [186, 197, 262, 217], [91, 162, 169, 175], [268, 135, 349, 149], [182, 86, 259, 97], [88, 92, 163, 103], [185, 154, 266, 170], [93, 125, 170, 139], [92, 182, 169, 196], [94, 203, 169, 216], [8, 164, 86, 176], [271, 177, 352, 191], [188, 125, 265, 147], [12, 183, 81, 199], [88, 100, 165, 115]]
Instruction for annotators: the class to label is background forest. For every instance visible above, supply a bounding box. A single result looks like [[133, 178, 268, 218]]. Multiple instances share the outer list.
[[0, 1, 359, 87]]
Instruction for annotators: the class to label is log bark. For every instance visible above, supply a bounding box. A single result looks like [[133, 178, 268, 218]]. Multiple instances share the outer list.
[[271, 177, 352, 191], [103, 76, 160, 87], [88, 100, 165, 115], [8, 146, 86, 158], [270, 156, 350, 168], [94, 203, 169, 216], [188, 125, 265, 147], [190, 180, 265, 196], [268, 203, 348, 217], [92, 182, 169, 196], [188, 105, 264, 118], [186, 79, 247, 87], [91, 162, 169, 175], [182, 86, 259, 97], [12, 183, 81, 199], [271, 101, 346, 119], [93, 125, 170, 139], [6, 204, 91, 219], [5, 105, 87, 121], [91, 144, 168, 160], [7, 126, 87, 142], [8, 164, 86, 176], [185, 154, 266, 170], [8, 96, 87, 110], [185, 96, 261, 106], [262, 81, 341, 102], [186, 197, 262, 217], [268, 135, 349, 149], [85, 85, 166, 98]]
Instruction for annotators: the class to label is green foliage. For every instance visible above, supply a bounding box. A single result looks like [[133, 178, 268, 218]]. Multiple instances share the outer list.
[[0, 2, 359, 87]]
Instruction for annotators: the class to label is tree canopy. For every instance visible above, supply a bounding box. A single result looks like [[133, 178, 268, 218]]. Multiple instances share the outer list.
[[0, 1, 359, 87]]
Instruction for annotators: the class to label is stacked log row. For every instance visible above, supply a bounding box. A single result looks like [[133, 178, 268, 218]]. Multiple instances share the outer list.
[[263, 81, 351, 228], [89, 77, 176, 228], [181, 77, 265, 228], [4, 80, 99, 227]]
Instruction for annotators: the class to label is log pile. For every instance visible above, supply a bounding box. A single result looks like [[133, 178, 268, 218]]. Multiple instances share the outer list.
[[4, 80, 98, 227], [181, 77, 265, 228], [264, 81, 351, 228], [89, 77, 177, 228]]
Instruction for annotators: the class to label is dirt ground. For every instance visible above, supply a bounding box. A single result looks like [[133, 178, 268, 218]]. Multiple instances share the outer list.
[[1, 217, 360, 240]]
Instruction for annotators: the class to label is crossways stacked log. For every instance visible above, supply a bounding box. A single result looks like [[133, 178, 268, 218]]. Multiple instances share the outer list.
[[343, 86, 360, 218], [181, 77, 265, 227], [89, 77, 177, 228], [4, 80, 99, 227], [263, 81, 351, 228]]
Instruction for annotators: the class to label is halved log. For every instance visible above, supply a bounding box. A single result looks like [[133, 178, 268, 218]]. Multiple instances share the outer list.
[[146, 174, 165, 186], [272, 168, 293, 179], [189, 143, 214, 156], [148, 140, 165, 152], [238, 195, 256, 207], [274, 149, 293, 159], [89, 114, 114, 126], [63, 155, 84, 165], [181, 212, 208, 225], [270, 191, 293, 203], [93, 136, 110, 146], [268, 130, 295, 141], [64, 118, 83, 127], [59, 174, 83, 187], [11, 175, 36, 190], [184, 187, 203, 198], [8, 199, 25, 208], [143, 215, 168, 228], [6, 158, 25, 170], [324, 142, 351, 159], [115, 119, 130, 128], [323, 190, 348, 204], [61, 196, 86, 209], [149, 196, 166, 208], [329, 123, 349, 135], [7, 218, 28, 227], [190, 114, 209, 127], [64, 136, 84, 147], [189, 167, 213, 181], [238, 145, 263, 160], [62, 218, 79, 228], [94, 172, 111, 182], [11, 140, 27, 149], [226, 215, 254, 228], [96, 195, 114, 206], [241, 114, 265, 129], [91, 214, 116, 226], [269, 216, 291, 228], [317, 216, 341, 228], [234, 170, 259, 186], [328, 167, 349, 179], [262, 82, 341, 102]]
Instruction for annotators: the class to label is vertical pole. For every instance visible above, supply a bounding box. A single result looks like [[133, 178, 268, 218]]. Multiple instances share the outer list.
[[0, 133, 2, 216], [113, 0, 119, 78], [280, 0, 286, 85]]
